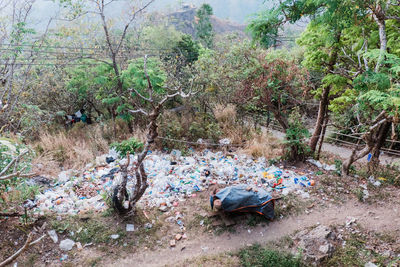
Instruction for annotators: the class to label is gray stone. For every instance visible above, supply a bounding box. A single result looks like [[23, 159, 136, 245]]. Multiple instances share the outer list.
[[364, 262, 378, 267], [59, 239, 75, 251], [319, 243, 333, 254], [308, 225, 332, 240]]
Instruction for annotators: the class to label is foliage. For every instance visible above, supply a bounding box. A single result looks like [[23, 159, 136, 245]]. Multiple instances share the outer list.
[[158, 111, 222, 150], [164, 34, 200, 68], [239, 244, 304, 267], [0, 139, 34, 209], [195, 3, 214, 49], [238, 56, 309, 130], [110, 137, 144, 157], [284, 108, 310, 161]]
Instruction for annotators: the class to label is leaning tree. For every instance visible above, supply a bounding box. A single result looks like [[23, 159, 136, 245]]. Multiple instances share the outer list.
[[112, 55, 197, 213]]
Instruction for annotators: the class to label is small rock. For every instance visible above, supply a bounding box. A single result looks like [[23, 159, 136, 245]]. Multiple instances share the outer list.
[[144, 223, 153, 229], [346, 217, 357, 227], [175, 234, 182, 241], [319, 243, 333, 254], [382, 250, 392, 257], [110, 234, 120, 239], [363, 189, 369, 200], [365, 262, 378, 267], [126, 224, 135, 232], [170, 239, 176, 247], [76, 242, 83, 250], [47, 230, 58, 243], [59, 239, 75, 251], [182, 233, 187, 239]]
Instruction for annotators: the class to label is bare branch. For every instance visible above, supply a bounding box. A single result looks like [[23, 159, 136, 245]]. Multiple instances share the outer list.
[[0, 170, 36, 181], [114, 0, 155, 55], [129, 109, 148, 116], [0, 149, 29, 177], [143, 54, 153, 101], [130, 88, 152, 102]]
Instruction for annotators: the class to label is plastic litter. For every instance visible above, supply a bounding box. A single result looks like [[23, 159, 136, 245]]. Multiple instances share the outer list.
[[126, 224, 135, 232], [48, 230, 58, 243], [33, 150, 314, 215], [59, 239, 75, 251]]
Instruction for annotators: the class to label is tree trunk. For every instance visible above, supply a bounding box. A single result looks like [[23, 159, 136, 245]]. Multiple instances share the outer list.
[[309, 31, 341, 153], [316, 113, 329, 160], [342, 114, 390, 176], [373, 5, 388, 72], [367, 121, 391, 173], [113, 104, 162, 213]]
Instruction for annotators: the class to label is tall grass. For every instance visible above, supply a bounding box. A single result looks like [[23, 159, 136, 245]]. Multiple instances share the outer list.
[[213, 104, 249, 144], [242, 131, 283, 159], [34, 123, 109, 170]]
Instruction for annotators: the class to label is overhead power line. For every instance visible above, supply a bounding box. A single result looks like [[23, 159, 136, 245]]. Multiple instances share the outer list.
[[0, 43, 174, 52]]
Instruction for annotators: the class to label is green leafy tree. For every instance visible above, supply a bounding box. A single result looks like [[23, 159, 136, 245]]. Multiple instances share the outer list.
[[195, 3, 214, 49], [248, 0, 400, 170], [247, 0, 367, 155]]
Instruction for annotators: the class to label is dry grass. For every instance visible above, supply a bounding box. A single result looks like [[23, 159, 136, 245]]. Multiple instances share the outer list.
[[213, 104, 248, 144], [241, 131, 282, 159], [33, 121, 147, 173], [34, 123, 109, 170]]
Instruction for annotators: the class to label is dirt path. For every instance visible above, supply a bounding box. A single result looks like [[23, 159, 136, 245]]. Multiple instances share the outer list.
[[269, 129, 400, 165], [105, 200, 400, 267]]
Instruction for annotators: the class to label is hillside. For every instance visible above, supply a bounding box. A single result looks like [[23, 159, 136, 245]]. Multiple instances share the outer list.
[[166, 4, 246, 37]]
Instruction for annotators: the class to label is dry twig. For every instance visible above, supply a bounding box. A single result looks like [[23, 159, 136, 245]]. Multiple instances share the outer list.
[[0, 232, 45, 267]]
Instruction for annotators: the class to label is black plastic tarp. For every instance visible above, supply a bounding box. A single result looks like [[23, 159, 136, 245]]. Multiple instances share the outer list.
[[210, 185, 275, 219]]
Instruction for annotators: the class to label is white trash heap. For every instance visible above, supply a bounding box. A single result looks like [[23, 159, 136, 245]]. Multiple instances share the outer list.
[[34, 150, 314, 215]]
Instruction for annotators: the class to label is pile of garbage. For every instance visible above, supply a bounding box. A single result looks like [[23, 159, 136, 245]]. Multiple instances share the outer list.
[[33, 150, 315, 215]]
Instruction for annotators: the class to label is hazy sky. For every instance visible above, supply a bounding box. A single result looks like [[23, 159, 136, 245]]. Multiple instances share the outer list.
[[29, 0, 270, 26]]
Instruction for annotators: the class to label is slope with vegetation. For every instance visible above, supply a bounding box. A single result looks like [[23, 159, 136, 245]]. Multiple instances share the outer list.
[[1, 0, 400, 266]]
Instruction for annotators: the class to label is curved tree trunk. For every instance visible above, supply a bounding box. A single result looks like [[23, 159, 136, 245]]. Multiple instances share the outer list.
[[113, 104, 162, 214], [310, 31, 341, 153], [342, 113, 391, 176], [367, 121, 391, 174]]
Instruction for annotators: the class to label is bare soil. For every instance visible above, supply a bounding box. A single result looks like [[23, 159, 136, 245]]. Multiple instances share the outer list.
[[100, 199, 400, 267]]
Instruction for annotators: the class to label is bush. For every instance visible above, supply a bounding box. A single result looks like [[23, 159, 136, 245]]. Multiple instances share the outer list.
[[239, 244, 304, 267], [110, 137, 144, 157], [284, 108, 310, 162]]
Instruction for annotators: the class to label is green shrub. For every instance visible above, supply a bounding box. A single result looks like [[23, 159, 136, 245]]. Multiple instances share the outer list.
[[110, 137, 144, 157], [284, 108, 310, 162], [239, 244, 304, 267]]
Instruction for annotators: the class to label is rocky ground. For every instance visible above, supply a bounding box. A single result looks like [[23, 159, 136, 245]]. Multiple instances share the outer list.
[[1, 148, 400, 267]]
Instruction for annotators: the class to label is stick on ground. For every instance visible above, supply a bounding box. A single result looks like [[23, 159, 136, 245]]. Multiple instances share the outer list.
[[0, 232, 45, 267]]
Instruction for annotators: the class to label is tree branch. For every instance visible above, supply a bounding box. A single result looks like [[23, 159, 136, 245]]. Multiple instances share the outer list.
[[0, 150, 29, 177], [129, 109, 148, 116], [0, 233, 45, 267]]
